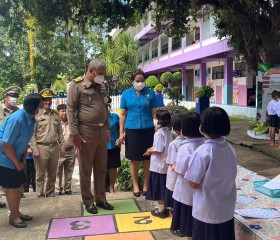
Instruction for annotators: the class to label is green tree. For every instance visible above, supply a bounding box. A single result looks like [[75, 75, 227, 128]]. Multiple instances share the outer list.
[[16, 0, 280, 70], [161, 71, 184, 106]]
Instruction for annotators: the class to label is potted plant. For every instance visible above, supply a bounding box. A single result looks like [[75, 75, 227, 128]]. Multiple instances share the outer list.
[[154, 83, 165, 107], [195, 85, 214, 114]]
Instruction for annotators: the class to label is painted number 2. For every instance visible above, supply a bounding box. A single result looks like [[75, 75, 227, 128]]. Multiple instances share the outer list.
[[70, 220, 91, 230], [133, 216, 152, 225]]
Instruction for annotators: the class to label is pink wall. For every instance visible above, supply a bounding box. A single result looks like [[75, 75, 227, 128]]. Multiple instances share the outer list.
[[216, 86, 222, 104], [238, 85, 248, 106]]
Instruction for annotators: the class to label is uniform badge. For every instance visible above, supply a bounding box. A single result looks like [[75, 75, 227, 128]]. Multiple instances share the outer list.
[[145, 94, 149, 98]]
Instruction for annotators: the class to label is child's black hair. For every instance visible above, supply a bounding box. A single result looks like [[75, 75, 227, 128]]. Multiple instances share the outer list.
[[156, 109, 171, 128], [272, 90, 278, 99], [200, 107, 230, 137], [171, 113, 184, 132], [57, 104, 67, 111], [181, 112, 203, 137]]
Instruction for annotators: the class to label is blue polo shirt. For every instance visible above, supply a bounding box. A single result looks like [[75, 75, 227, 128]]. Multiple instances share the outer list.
[[0, 109, 36, 170], [120, 87, 158, 129], [107, 113, 120, 149]]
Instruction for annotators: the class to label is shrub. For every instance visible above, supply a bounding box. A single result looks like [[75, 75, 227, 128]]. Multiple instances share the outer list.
[[195, 85, 214, 98], [117, 159, 144, 191], [146, 75, 159, 88], [160, 104, 189, 117], [154, 83, 164, 93]]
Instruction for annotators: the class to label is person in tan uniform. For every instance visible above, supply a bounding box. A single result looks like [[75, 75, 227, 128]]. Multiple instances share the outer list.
[[0, 86, 21, 208], [29, 89, 65, 198], [55, 104, 76, 195], [67, 59, 114, 214]]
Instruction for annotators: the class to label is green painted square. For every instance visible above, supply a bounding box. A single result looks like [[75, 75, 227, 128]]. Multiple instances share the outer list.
[[82, 199, 140, 216]]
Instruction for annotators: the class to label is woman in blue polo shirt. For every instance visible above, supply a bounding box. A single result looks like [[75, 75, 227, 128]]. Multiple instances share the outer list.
[[0, 93, 45, 228], [118, 69, 158, 197]]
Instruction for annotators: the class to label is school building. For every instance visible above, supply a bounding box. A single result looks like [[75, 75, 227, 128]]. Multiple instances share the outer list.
[[112, 12, 257, 119]]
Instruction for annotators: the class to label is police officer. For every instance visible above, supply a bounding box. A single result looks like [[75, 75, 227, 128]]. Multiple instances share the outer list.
[[0, 86, 21, 208], [29, 89, 65, 197], [67, 59, 114, 214], [55, 104, 76, 195]]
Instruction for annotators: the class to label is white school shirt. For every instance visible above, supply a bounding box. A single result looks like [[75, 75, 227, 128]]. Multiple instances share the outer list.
[[185, 138, 237, 224], [149, 127, 173, 174], [166, 135, 187, 191], [274, 100, 280, 117], [173, 138, 204, 205], [267, 99, 278, 115]]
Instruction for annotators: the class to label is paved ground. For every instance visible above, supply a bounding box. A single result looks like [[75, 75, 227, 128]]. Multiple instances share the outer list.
[[0, 120, 280, 240]]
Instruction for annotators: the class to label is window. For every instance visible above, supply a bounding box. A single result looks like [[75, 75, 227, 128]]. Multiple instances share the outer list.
[[212, 66, 224, 79], [235, 62, 246, 77], [161, 44, 168, 55], [138, 58, 142, 64], [172, 38, 181, 51], [152, 49, 158, 59], [144, 53, 149, 62]]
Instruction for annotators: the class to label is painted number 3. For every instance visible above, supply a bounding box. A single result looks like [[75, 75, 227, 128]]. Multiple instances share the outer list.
[[133, 216, 152, 225], [70, 220, 91, 230]]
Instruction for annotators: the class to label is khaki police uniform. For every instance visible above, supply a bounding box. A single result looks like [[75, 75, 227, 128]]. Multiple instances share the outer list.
[[0, 86, 21, 125], [55, 120, 76, 193], [29, 89, 65, 197], [67, 75, 109, 206]]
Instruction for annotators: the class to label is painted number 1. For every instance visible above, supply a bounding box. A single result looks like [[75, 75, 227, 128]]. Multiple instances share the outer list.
[[70, 220, 91, 230], [133, 216, 152, 225]]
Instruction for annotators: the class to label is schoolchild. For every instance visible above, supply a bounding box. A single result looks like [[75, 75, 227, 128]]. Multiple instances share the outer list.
[[144, 109, 172, 218], [267, 90, 278, 146], [164, 114, 186, 211], [185, 107, 237, 240], [105, 99, 122, 193], [171, 112, 204, 239]]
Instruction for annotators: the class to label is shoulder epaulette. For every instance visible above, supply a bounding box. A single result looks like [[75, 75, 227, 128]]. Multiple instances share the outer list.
[[52, 109, 59, 115], [73, 76, 83, 83]]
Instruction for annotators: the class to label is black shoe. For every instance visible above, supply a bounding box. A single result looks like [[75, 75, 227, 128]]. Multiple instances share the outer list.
[[65, 190, 73, 195], [23, 189, 29, 193], [151, 209, 169, 218], [85, 204, 98, 214], [0, 202, 6, 208], [9, 218, 27, 228], [20, 215, 33, 221], [141, 191, 147, 196], [133, 192, 140, 197], [96, 201, 114, 210], [56, 192, 62, 196]]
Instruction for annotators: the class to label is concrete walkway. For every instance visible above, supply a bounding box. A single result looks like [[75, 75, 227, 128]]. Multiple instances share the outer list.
[[0, 120, 279, 240]]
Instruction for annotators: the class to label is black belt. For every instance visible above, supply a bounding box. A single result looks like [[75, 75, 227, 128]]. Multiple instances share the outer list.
[[37, 142, 58, 147]]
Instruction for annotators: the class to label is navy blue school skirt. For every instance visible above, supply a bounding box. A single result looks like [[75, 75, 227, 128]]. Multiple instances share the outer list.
[[146, 171, 166, 201], [192, 217, 235, 240], [171, 200, 193, 237], [164, 188, 174, 208], [0, 166, 26, 189]]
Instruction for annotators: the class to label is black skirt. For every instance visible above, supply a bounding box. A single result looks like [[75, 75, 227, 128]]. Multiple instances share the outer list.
[[0, 166, 26, 189], [107, 147, 121, 169], [125, 128, 154, 161], [192, 217, 235, 240], [164, 188, 174, 208], [146, 171, 167, 201]]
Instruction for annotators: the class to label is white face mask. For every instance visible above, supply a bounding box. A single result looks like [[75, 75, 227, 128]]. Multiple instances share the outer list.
[[133, 81, 145, 91], [36, 108, 44, 117], [94, 75, 105, 85], [8, 97, 18, 107]]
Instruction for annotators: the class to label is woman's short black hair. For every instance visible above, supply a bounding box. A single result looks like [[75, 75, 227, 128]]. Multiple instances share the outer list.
[[200, 107, 230, 137], [171, 113, 184, 132], [156, 109, 171, 128], [130, 69, 145, 82], [23, 93, 45, 115], [181, 112, 203, 137]]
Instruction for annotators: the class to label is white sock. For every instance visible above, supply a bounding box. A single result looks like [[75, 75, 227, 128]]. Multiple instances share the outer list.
[[158, 204, 165, 212]]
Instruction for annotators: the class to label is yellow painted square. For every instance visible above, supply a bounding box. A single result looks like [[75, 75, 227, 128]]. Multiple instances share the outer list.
[[115, 211, 171, 232], [85, 231, 154, 240]]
